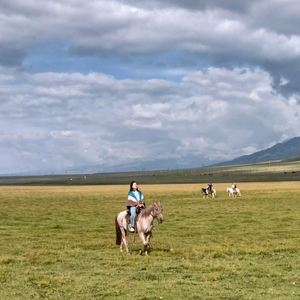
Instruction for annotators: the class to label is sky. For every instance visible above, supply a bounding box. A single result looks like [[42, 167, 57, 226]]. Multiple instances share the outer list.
[[1, 0, 300, 174]]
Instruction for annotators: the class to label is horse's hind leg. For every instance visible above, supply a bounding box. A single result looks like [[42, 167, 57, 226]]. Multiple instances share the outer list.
[[120, 238, 123, 252], [120, 228, 130, 255]]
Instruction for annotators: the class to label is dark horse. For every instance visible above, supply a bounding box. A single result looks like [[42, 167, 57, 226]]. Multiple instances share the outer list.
[[201, 187, 217, 198]]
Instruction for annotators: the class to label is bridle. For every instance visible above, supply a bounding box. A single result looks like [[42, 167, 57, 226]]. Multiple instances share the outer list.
[[150, 205, 157, 218], [150, 204, 162, 220]]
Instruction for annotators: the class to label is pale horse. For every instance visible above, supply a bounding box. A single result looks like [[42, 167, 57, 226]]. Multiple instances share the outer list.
[[226, 187, 242, 197], [115, 201, 163, 255]]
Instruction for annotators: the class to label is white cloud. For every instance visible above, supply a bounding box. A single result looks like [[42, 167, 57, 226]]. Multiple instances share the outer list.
[[1, 0, 300, 173], [279, 76, 289, 86], [1, 0, 300, 64], [0, 66, 300, 172]]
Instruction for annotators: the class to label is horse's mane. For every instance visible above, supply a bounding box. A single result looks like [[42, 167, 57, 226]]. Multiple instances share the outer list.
[[140, 203, 155, 218]]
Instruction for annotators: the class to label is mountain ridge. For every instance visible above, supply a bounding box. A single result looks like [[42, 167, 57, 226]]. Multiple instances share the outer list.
[[211, 136, 300, 166]]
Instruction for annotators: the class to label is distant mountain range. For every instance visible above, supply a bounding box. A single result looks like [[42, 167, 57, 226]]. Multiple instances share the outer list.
[[212, 137, 300, 166], [62, 136, 300, 173], [7, 137, 300, 176]]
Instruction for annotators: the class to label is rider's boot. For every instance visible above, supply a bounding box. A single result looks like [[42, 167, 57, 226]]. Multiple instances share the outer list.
[[128, 224, 135, 232]]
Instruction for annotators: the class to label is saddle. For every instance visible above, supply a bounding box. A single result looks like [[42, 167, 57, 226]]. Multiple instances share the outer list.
[[125, 206, 144, 225], [205, 188, 213, 195]]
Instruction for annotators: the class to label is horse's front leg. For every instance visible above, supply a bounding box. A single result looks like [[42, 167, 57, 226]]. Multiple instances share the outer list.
[[143, 234, 151, 256], [138, 232, 149, 255]]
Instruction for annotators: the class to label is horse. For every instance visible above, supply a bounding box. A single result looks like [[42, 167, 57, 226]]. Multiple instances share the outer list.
[[201, 188, 217, 198], [115, 201, 163, 255], [226, 187, 241, 197]]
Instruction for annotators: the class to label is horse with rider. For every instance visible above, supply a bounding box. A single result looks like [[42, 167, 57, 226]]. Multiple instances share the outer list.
[[115, 181, 163, 255], [201, 183, 217, 198]]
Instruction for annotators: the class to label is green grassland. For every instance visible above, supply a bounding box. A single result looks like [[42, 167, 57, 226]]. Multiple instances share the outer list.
[[0, 183, 300, 299]]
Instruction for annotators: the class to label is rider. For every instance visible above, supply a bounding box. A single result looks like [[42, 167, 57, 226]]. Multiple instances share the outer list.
[[206, 183, 213, 194], [231, 183, 237, 191], [126, 181, 145, 232]]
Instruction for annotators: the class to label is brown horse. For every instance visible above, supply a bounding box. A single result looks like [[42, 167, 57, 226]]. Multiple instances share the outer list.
[[115, 201, 163, 255]]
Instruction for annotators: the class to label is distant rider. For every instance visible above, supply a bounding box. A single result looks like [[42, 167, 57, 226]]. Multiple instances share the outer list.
[[126, 181, 145, 232], [231, 183, 237, 191], [206, 183, 213, 194]]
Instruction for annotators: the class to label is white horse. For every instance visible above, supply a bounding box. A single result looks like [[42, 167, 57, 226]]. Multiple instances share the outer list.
[[201, 188, 217, 198], [226, 187, 241, 197], [115, 201, 163, 255]]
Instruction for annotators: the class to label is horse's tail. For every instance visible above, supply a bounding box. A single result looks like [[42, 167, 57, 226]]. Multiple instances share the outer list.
[[115, 214, 122, 245]]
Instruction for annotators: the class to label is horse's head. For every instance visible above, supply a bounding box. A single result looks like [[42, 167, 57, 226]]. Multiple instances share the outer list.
[[153, 201, 163, 224], [201, 188, 206, 193], [226, 188, 229, 192]]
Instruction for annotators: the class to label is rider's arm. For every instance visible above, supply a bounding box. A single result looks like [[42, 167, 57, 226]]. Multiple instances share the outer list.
[[138, 191, 145, 207]]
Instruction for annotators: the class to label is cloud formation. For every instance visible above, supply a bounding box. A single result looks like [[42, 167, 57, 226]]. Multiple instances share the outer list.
[[0, 66, 299, 173], [1, 0, 300, 173], [1, 0, 300, 63]]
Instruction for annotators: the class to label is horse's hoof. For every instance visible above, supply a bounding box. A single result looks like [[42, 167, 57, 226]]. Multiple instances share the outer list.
[[127, 252, 131, 255]]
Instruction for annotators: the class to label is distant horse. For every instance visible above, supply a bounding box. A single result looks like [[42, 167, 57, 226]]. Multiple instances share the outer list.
[[115, 201, 163, 255], [226, 187, 241, 197], [201, 188, 217, 198]]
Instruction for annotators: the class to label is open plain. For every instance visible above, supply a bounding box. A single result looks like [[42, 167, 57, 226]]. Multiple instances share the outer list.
[[0, 182, 300, 299]]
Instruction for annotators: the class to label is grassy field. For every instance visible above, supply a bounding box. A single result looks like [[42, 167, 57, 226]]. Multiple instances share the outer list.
[[0, 182, 300, 299]]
